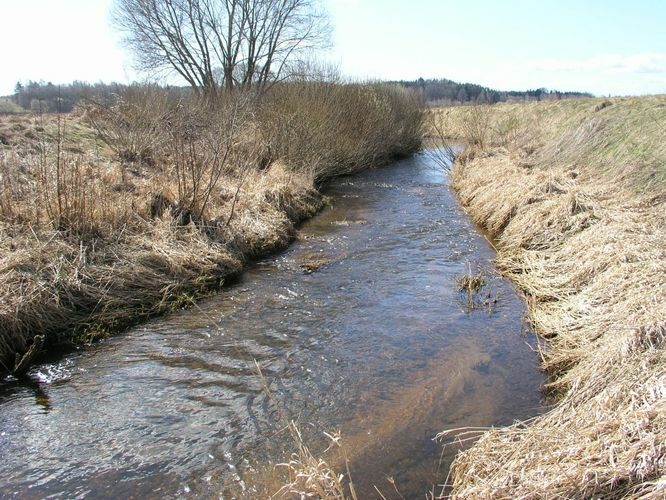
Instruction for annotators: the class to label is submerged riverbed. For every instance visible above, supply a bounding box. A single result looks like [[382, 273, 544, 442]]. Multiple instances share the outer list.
[[0, 153, 544, 498]]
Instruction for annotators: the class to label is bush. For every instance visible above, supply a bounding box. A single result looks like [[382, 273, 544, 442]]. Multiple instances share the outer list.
[[256, 81, 424, 181], [84, 84, 175, 166]]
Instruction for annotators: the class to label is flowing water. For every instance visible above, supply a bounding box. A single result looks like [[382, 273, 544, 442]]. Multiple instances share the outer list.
[[0, 154, 544, 499]]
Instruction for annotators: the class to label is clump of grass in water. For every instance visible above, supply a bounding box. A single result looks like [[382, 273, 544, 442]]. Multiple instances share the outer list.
[[456, 268, 500, 313], [456, 267, 486, 308], [456, 273, 485, 294], [274, 422, 357, 500]]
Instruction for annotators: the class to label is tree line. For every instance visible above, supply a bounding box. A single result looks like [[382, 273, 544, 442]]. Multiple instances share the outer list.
[[6, 0, 591, 113], [397, 78, 593, 105], [7, 76, 594, 114], [11, 81, 132, 113], [7, 0, 330, 112]]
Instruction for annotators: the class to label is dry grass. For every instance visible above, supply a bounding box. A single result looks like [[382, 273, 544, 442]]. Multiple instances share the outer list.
[[272, 422, 357, 500], [0, 143, 318, 374], [435, 96, 666, 498], [456, 272, 485, 294], [456, 270, 488, 310], [0, 98, 26, 114], [433, 95, 666, 192], [0, 83, 423, 377]]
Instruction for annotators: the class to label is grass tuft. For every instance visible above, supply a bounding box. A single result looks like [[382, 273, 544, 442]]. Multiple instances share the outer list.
[[456, 273, 485, 294]]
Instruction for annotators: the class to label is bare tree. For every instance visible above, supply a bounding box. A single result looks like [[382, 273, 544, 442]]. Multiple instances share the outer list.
[[113, 0, 329, 95]]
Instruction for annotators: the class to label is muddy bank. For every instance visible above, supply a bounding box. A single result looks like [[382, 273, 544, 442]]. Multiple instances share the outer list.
[[441, 97, 665, 497]]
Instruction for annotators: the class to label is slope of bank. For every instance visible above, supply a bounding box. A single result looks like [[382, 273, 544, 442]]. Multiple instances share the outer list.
[[0, 83, 423, 378], [436, 96, 665, 497]]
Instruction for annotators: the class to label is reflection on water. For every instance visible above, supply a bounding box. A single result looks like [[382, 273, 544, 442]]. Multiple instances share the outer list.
[[0, 154, 544, 499]]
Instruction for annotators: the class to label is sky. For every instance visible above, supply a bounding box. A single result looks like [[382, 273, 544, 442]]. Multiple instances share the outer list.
[[1, 0, 665, 96]]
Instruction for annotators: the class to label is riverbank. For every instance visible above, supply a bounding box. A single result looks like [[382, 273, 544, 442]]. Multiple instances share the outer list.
[[435, 96, 665, 497], [0, 82, 423, 378]]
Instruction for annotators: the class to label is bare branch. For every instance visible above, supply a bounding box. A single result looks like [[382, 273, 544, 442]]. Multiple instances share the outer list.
[[113, 0, 330, 94]]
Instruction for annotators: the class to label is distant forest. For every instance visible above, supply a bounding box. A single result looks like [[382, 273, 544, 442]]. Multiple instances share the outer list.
[[6, 81, 188, 113], [396, 78, 593, 104], [5, 77, 593, 113], [8, 81, 138, 113]]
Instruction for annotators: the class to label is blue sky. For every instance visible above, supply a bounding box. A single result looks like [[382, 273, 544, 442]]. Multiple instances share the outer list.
[[1, 0, 665, 96]]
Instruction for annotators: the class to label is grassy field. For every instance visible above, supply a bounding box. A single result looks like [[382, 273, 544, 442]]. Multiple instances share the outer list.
[[433, 96, 666, 190], [0, 83, 423, 377], [432, 96, 665, 498]]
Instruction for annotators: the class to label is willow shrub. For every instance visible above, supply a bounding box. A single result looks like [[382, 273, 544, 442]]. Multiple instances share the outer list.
[[256, 81, 424, 181]]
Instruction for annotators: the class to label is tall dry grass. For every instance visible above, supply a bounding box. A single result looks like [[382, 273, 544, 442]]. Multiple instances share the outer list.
[[434, 96, 666, 498], [0, 121, 136, 236], [0, 81, 423, 377]]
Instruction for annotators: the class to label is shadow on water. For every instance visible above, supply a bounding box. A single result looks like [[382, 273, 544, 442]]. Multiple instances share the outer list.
[[0, 153, 545, 499]]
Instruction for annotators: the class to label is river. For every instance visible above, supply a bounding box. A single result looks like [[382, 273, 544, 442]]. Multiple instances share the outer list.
[[0, 153, 544, 499]]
